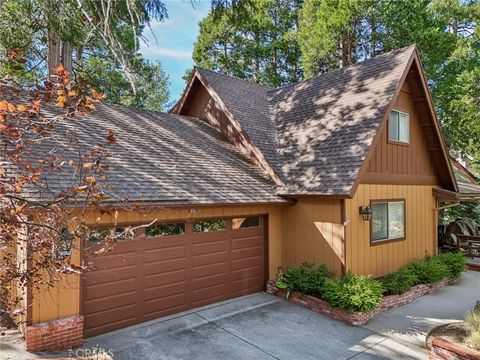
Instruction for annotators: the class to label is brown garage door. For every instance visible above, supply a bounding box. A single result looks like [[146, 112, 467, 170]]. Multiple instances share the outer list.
[[82, 216, 266, 337]]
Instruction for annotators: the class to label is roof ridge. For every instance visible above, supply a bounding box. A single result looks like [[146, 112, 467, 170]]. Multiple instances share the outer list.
[[267, 44, 417, 96], [195, 66, 273, 91]]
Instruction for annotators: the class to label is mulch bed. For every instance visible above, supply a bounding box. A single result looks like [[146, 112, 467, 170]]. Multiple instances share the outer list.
[[426, 322, 471, 350]]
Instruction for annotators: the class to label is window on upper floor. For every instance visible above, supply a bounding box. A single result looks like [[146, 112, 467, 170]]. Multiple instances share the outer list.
[[389, 109, 409, 143]]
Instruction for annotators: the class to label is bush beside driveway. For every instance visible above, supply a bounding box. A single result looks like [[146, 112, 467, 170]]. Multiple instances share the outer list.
[[3, 270, 477, 360]]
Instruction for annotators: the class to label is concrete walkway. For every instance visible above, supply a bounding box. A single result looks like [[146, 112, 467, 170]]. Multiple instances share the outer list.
[[1, 271, 478, 360], [362, 270, 479, 357]]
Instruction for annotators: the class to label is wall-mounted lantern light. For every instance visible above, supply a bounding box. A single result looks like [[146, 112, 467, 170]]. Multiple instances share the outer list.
[[359, 206, 373, 221]]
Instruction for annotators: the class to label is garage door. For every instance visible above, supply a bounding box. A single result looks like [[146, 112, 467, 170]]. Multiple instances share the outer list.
[[82, 216, 266, 337]]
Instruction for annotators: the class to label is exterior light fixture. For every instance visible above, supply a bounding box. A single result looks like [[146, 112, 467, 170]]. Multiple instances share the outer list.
[[189, 208, 200, 214], [359, 206, 373, 221]]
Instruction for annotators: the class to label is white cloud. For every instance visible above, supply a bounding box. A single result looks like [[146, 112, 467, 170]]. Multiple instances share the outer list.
[[140, 45, 192, 60]]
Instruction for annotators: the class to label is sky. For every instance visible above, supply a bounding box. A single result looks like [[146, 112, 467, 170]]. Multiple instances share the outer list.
[[139, 1, 211, 103]]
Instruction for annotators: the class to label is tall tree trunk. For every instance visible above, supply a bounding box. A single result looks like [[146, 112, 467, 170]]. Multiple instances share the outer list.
[[339, 40, 344, 68], [47, 29, 72, 80], [371, 15, 376, 58]]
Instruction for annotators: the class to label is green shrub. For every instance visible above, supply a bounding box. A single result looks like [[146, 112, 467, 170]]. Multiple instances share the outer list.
[[436, 252, 465, 279], [407, 257, 448, 284], [276, 262, 330, 297], [322, 272, 384, 313], [380, 266, 418, 295]]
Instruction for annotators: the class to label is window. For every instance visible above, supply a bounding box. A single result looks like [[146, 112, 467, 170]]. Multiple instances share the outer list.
[[86, 229, 111, 244], [146, 223, 185, 237], [86, 227, 135, 243], [194, 219, 226, 233], [114, 227, 136, 241], [372, 200, 405, 243], [232, 216, 260, 229], [389, 109, 409, 143]]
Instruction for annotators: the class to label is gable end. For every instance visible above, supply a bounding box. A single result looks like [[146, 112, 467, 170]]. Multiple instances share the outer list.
[[355, 51, 457, 193]]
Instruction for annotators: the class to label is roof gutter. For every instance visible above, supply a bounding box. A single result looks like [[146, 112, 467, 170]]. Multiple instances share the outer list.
[[433, 188, 480, 202]]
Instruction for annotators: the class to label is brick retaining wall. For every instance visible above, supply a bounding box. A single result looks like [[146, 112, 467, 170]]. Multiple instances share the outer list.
[[430, 337, 480, 360], [466, 263, 480, 272], [25, 315, 84, 352], [266, 277, 452, 326]]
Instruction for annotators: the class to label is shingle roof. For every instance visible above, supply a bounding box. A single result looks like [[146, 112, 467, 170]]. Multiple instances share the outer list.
[[270, 46, 416, 195], [196, 68, 281, 175], [195, 46, 416, 195], [25, 105, 285, 205]]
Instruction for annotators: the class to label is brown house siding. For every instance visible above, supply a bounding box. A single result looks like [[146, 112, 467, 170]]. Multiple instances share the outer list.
[[345, 184, 437, 277], [362, 81, 438, 186], [281, 198, 344, 277]]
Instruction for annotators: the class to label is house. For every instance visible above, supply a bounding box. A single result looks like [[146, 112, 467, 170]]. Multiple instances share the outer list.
[[17, 45, 480, 351]]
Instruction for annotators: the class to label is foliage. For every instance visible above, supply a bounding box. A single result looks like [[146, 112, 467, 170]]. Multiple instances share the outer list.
[[78, 56, 170, 112], [0, 57, 139, 320], [0, 0, 170, 110], [407, 257, 449, 284], [299, 0, 377, 76], [322, 272, 384, 313], [466, 305, 480, 350], [380, 266, 418, 295], [193, 0, 303, 87], [298, 0, 480, 174], [276, 262, 331, 297], [436, 252, 466, 279], [440, 202, 480, 225]]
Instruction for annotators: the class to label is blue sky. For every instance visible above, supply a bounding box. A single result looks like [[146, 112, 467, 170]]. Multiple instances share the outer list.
[[139, 1, 211, 103]]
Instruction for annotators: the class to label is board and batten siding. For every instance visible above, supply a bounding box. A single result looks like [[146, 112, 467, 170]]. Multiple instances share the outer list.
[[345, 184, 437, 277], [363, 81, 439, 186], [281, 198, 344, 277], [31, 204, 284, 325]]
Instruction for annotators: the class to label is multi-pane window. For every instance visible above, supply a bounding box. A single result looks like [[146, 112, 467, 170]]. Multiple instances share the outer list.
[[86, 227, 135, 243], [193, 219, 226, 233], [232, 216, 260, 229], [372, 200, 405, 243], [389, 109, 409, 143], [146, 223, 185, 237]]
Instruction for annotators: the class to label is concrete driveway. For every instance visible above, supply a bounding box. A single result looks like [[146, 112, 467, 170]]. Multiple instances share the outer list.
[[82, 271, 478, 360], [3, 271, 478, 360]]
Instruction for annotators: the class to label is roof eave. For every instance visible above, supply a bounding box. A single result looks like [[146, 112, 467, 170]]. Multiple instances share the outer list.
[[433, 187, 480, 201]]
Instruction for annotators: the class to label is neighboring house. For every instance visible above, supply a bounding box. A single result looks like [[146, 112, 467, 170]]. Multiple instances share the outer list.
[[16, 45, 480, 350], [449, 155, 480, 200]]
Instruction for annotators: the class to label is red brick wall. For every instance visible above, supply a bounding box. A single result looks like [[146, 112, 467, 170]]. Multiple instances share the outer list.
[[430, 337, 480, 360], [25, 315, 83, 352], [266, 278, 452, 326]]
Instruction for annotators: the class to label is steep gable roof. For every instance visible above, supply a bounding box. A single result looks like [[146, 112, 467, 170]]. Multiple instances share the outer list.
[[174, 45, 457, 197], [270, 46, 416, 195], [22, 104, 286, 205]]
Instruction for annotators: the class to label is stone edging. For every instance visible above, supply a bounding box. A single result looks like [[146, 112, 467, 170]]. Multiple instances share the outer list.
[[430, 337, 480, 360], [266, 277, 452, 326]]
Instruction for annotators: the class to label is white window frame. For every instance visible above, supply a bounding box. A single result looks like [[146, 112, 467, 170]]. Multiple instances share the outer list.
[[389, 109, 410, 143], [371, 200, 406, 244]]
